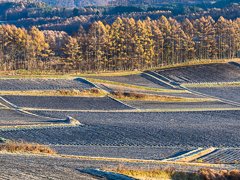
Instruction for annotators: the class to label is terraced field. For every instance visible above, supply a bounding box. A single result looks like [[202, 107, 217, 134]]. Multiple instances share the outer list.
[[197, 148, 240, 163], [1, 153, 233, 179], [189, 87, 240, 104], [0, 79, 93, 91], [122, 101, 237, 110], [155, 63, 240, 84], [1, 95, 132, 110], [97, 83, 208, 99], [52, 145, 195, 160], [1, 63, 240, 173], [86, 74, 174, 89], [0, 109, 60, 126], [0, 110, 238, 147]]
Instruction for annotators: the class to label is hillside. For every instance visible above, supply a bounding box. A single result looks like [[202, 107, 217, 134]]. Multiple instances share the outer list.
[[33, 0, 109, 7]]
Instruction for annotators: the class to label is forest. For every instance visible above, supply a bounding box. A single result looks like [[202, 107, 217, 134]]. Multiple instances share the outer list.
[[0, 15, 239, 73]]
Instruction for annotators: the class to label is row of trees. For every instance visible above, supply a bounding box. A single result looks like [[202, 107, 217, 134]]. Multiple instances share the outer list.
[[1, 15, 240, 72]]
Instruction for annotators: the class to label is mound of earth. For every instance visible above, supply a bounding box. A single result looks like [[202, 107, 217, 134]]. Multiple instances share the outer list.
[[65, 116, 81, 125]]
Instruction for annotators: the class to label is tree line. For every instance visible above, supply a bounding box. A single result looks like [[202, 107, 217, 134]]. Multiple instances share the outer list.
[[0, 15, 240, 73]]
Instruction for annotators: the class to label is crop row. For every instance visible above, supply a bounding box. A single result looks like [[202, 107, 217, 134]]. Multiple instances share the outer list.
[[190, 86, 240, 104], [2, 95, 132, 110], [1, 110, 239, 147], [156, 63, 240, 84], [198, 149, 240, 163], [86, 74, 170, 89], [0, 79, 93, 91], [2, 153, 225, 179], [52, 145, 195, 160], [0, 109, 57, 126], [122, 101, 236, 110]]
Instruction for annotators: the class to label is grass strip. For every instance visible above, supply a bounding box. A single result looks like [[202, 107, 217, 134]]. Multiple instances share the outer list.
[[86, 78, 185, 92], [143, 59, 227, 71], [0, 89, 108, 97], [105, 166, 240, 180], [0, 142, 56, 154], [141, 108, 240, 112], [110, 89, 214, 102], [106, 167, 199, 180], [0, 75, 74, 79], [177, 148, 216, 162], [0, 124, 77, 131], [183, 82, 240, 88], [76, 71, 141, 77], [0, 151, 221, 168], [114, 97, 214, 102]]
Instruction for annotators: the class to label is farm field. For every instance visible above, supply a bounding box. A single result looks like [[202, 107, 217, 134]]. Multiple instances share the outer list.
[[1, 62, 240, 176], [52, 145, 195, 160], [189, 87, 240, 104], [122, 101, 237, 110], [85, 73, 176, 89], [0, 79, 93, 91], [2, 95, 132, 110], [155, 63, 240, 84], [1, 153, 234, 179], [197, 148, 240, 163], [97, 83, 209, 99], [0, 109, 60, 126], [1, 110, 238, 147]]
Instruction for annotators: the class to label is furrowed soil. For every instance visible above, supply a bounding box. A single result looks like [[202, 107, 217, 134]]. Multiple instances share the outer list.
[[0, 79, 93, 91], [197, 148, 240, 163], [86, 74, 174, 89], [155, 63, 240, 84], [51, 145, 195, 160], [1, 110, 239, 147], [1, 95, 133, 110], [0, 152, 236, 179], [122, 101, 237, 110], [189, 86, 240, 104], [0, 109, 61, 126]]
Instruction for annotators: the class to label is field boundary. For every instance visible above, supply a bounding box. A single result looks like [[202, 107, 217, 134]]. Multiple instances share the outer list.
[[107, 95, 138, 110], [23, 108, 140, 112], [161, 148, 204, 162], [147, 70, 240, 107], [181, 86, 240, 107], [0, 151, 229, 168], [229, 61, 240, 67], [23, 107, 240, 112], [142, 72, 177, 89], [0, 124, 80, 131], [0, 95, 68, 122], [74, 77, 102, 90]]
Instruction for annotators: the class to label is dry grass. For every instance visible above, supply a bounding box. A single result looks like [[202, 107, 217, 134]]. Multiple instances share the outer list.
[[103, 166, 200, 180], [111, 88, 213, 102], [0, 141, 56, 154], [79, 71, 141, 77], [198, 168, 240, 180], [183, 82, 240, 88], [0, 88, 107, 97], [144, 59, 227, 71], [86, 78, 184, 92], [0, 124, 76, 130], [104, 166, 240, 180]]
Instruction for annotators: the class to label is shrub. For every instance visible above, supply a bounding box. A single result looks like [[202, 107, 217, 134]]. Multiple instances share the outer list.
[[0, 141, 56, 154], [114, 87, 124, 98], [59, 89, 71, 95], [90, 88, 101, 94]]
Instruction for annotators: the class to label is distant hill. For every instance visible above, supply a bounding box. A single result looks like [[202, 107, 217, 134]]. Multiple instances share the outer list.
[[32, 0, 110, 7]]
